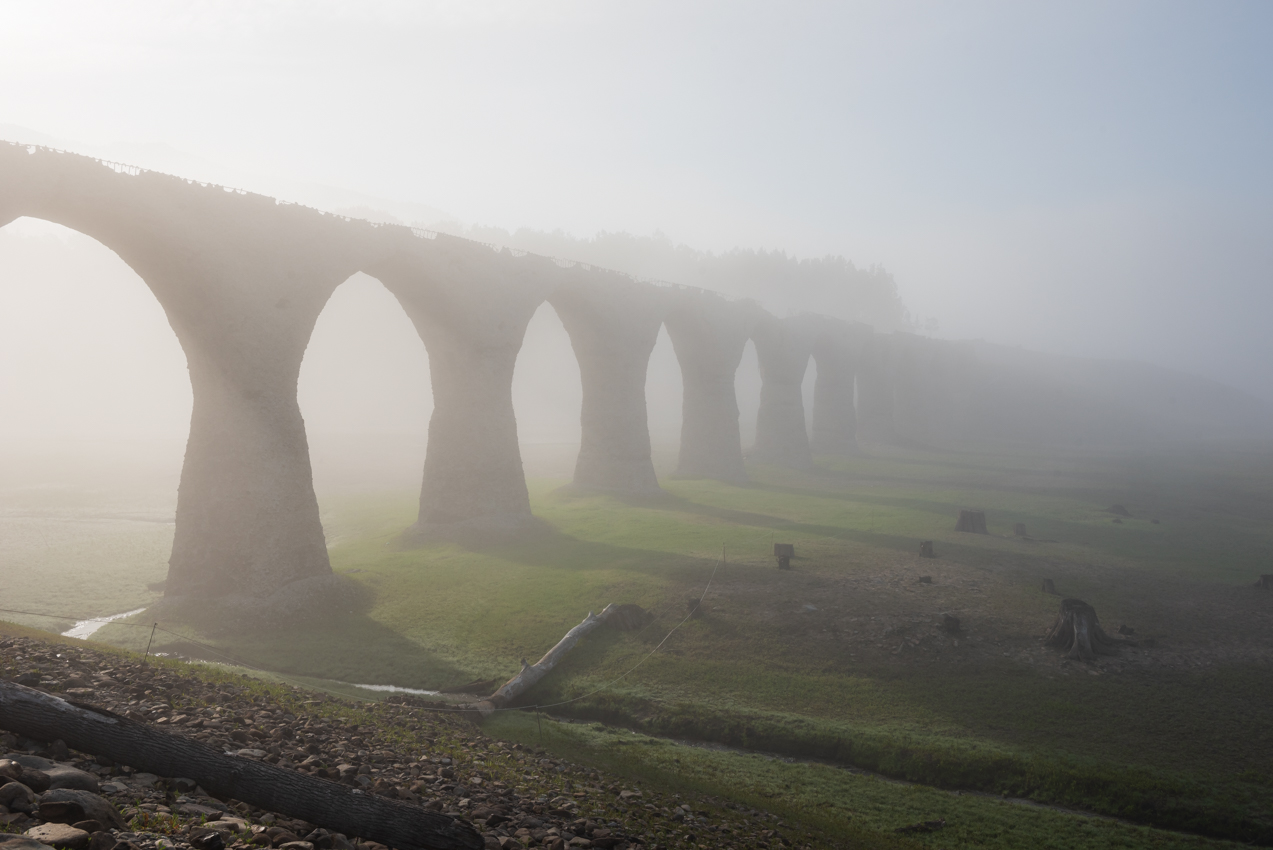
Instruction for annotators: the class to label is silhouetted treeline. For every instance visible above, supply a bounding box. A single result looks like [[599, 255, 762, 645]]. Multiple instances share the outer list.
[[434, 224, 911, 330]]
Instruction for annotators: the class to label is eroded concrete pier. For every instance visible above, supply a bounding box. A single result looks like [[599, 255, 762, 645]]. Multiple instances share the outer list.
[[751, 314, 819, 468], [664, 292, 761, 482], [369, 236, 557, 536], [550, 271, 669, 493]]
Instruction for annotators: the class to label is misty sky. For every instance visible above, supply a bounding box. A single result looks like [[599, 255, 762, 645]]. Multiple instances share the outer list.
[[2, 1, 1273, 400]]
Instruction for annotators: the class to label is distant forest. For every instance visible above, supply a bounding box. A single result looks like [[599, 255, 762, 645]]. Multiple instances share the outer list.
[[434, 224, 912, 331]]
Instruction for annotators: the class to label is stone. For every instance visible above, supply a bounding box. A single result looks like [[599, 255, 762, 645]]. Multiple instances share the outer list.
[[209, 818, 248, 835], [0, 838, 55, 850], [0, 782, 37, 814], [86, 832, 117, 850], [24, 824, 90, 850], [0, 757, 98, 794], [188, 830, 225, 850], [37, 789, 126, 830]]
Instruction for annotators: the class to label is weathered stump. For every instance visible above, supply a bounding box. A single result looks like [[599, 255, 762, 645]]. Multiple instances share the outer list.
[[919, 540, 935, 558], [774, 543, 794, 570], [955, 510, 988, 534], [686, 597, 706, 618], [1043, 598, 1124, 661], [1041, 578, 1057, 595]]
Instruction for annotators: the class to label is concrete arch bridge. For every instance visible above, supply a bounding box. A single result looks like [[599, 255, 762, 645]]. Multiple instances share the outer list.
[[0, 142, 973, 605]]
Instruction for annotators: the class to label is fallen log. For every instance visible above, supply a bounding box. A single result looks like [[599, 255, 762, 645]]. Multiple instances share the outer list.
[[0, 681, 481, 850], [475, 604, 625, 716]]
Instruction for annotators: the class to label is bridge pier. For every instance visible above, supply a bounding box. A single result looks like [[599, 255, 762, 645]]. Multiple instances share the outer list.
[[751, 315, 819, 468], [170, 342, 333, 599], [0, 143, 371, 601], [550, 271, 667, 493], [370, 237, 554, 536], [811, 321, 869, 456], [664, 293, 759, 483]]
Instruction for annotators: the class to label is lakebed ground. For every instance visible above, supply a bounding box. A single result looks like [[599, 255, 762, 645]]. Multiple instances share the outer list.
[[5, 442, 1273, 848]]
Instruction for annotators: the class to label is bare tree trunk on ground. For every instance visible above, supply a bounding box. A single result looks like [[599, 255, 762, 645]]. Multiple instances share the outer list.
[[0, 683, 481, 850], [475, 604, 649, 716], [1043, 598, 1126, 661]]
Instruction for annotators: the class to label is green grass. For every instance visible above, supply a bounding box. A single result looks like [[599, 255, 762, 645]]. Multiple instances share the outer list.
[[80, 443, 1273, 846], [486, 711, 1249, 850]]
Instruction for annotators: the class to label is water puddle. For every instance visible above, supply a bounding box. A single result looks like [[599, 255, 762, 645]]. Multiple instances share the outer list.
[[336, 682, 441, 696], [61, 607, 147, 640]]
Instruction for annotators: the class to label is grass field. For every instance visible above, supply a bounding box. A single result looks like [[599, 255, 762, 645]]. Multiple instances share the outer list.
[[36, 442, 1273, 847]]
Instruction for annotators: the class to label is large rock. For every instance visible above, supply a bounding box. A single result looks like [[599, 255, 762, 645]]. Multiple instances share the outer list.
[[36, 790, 125, 830], [2, 757, 98, 794], [0, 781, 37, 814], [23, 825, 89, 850], [0, 837, 56, 850]]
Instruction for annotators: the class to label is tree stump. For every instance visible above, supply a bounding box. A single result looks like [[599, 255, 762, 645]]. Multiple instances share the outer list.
[[955, 510, 988, 534], [686, 597, 705, 618], [918, 540, 935, 558], [1256, 575, 1273, 590], [1041, 578, 1057, 595], [1043, 598, 1124, 661], [1013, 523, 1028, 537]]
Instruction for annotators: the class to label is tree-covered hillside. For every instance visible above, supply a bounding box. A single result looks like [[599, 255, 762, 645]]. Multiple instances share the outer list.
[[436, 224, 911, 331]]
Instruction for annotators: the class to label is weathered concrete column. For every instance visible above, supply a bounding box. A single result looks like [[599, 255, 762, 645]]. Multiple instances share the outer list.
[[810, 319, 870, 456], [368, 236, 555, 535], [855, 331, 900, 445], [750, 314, 819, 468], [664, 292, 762, 483], [549, 270, 668, 493], [1, 143, 370, 601]]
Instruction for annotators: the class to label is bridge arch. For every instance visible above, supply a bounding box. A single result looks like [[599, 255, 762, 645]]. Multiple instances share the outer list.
[[0, 143, 378, 602]]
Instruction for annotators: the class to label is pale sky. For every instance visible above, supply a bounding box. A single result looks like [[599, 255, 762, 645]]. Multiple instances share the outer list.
[[2, 1, 1272, 398]]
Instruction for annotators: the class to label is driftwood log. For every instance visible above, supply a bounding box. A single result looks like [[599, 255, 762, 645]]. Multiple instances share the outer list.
[[1043, 598, 1126, 661], [475, 604, 627, 717], [0, 682, 481, 850], [954, 510, 988, 534]]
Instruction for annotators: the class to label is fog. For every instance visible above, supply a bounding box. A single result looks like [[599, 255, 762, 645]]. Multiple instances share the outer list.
[[2, 1, 1272, 490]]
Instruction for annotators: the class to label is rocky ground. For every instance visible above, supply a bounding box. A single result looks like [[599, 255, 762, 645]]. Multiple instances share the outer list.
[[0, 635, 820, 850]]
